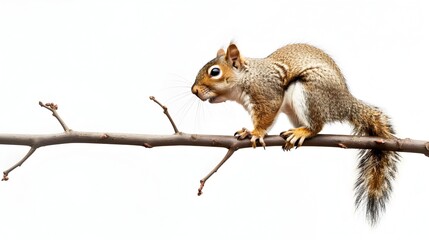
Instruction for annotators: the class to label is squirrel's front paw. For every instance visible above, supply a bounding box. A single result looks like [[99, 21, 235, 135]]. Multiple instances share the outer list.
[[280, 127, 314, 151], [234, 128, 252, 140], [234, 128, 266, 148]]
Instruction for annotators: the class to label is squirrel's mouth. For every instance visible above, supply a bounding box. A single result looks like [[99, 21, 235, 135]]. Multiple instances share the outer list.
[[208, 96, 226, 104], [208, 97, 218, 103]]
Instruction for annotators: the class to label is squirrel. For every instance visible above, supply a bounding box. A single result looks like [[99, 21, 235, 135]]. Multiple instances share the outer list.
[[191, 42, 400, 225]]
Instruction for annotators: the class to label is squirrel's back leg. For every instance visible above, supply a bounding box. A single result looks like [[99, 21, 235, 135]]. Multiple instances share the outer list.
[[280, 81, 323, 150]]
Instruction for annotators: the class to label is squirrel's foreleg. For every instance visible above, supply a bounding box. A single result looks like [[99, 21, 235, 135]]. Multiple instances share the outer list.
[[234, 104, 280, 148]]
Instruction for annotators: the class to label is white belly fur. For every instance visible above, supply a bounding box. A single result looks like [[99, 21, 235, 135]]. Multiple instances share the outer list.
[[281, 81, 310, 128]]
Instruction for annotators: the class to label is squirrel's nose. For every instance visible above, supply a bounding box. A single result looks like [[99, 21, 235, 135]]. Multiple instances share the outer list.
[[191, 85, 198, 95]]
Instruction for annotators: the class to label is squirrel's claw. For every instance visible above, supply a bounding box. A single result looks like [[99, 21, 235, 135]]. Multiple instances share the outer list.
[[280, 127, 313, 151], [282, 141, 295, 151], [235, 128, 266, 149], [234, 128, 252, 140], [250, 135, 266, 149]]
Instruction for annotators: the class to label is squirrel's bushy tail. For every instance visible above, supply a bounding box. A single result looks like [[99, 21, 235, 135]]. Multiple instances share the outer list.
[[351, 100, 400, 225]]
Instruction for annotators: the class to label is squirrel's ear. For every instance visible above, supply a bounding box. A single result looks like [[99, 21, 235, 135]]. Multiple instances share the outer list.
[[216, 49, 225, 57], [226, 44, 243, 69]]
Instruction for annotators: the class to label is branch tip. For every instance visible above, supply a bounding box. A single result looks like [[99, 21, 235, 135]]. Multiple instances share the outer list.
[[2, 173, 9, 181], [39, 101, 70, 132], [149, 96, 180, 134], [197, 148, 236, 195], [2, 147, 37, 179], [198, 180, 205, 196]]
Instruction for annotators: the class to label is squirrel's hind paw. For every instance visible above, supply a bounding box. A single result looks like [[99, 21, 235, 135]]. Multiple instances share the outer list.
[[280, 127, 314, 151]]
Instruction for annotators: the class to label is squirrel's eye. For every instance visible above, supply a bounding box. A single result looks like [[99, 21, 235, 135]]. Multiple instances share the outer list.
[[208, 65, 222, 79], [210, 68, 220, 76]]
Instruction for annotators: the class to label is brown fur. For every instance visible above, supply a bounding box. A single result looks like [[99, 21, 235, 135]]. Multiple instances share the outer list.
[[192, 43, 399, 224]]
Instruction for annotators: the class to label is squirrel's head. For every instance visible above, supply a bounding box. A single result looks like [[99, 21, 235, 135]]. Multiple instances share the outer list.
[[192, 43, 244, 103]]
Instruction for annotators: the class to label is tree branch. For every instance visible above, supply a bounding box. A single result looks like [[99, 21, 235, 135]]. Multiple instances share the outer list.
[[39, 101, 71, 132], [198, 147, 236, 196], [2, 147, 37, 181], [149, 96, 180, 134], [1, 99, 428, 194]]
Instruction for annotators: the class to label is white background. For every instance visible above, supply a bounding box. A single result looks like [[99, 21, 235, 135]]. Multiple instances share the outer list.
[[1, 0, 428, 239]]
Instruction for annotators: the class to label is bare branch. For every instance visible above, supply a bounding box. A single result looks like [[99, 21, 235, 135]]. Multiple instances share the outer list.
[[39, 101, 71, 132], [1, 99, 429, 195], [198, 147, 236, 196], [2, 147, 37, 181], [1, 132, 428, 185], [1, 132, 427, 154], [149, 96, 180, 134]]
